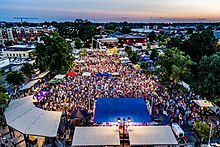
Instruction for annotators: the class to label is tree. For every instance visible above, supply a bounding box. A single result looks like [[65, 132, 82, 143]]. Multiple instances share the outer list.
[[156, 47, 195, 88], [182, 29, 217, 64], [148, 31, 157, 42], [150, 49, 159, 60], [35, 32, 72, 74], [194, 122, 211, 142], [0, 92, 10, 107], [167, 37, 183, 49], [121, 26, 131, 34], [20, 63, 34, 78], [125, 46, 132, 56], [0, 85, 7, 93], [193, 52, 220, 104], [6, 71, 24, 85], [130, 52, 140, 64], [75, 37, 82, 49]]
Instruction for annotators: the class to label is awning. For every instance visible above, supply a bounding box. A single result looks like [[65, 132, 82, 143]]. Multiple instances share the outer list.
[[111, 72, 120, 76], [32, 71, 50, 80], [19, 79, 40, 91], [4, 95, 62, 137], [72, 127, 120, 146], [54, 74, 65, 79], [129, 126, 178, 145], [193, 100, 214, 107], [82, 72, 91, 76]]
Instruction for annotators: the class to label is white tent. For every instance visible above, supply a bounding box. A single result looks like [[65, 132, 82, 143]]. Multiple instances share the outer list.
[[4, 95, 62, 137], [82, 72, 91, 76], [72, 127, 120, 146], [128, 126, 178, 145], [54, 74, 65, 80], [19, 79, 40, 91], [32, 71, 50, 80], [193, 100, 214, 107]]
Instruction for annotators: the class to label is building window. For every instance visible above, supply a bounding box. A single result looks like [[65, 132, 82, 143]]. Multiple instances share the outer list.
[[23, 54, 25, 56], [6, 54, 8, 56], [10, 54, 12, 56], [13, 54, 15, 56]]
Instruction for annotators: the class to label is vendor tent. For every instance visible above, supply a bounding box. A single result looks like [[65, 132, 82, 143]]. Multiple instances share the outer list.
[[129, 126, 178, 145], [4, 95, 62, 137], [19, 79, 40, 91], [32, 71, 50, 80], [193, 100, 214, 107], [72, 127, 120, 146], [96, 72, 102, 76], [54, 74, 65, 79], [103, 72, 110, 77], [68, 71, 78, 77], [111, 72, 120, 76], [82, 72, 91, 76]]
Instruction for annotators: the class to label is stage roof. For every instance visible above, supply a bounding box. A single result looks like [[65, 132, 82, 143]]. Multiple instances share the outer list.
[[4, 95, 61, 137], [94, 98, 151, 123], [72, 127, 120, 146], [129, 126, 178, 145]]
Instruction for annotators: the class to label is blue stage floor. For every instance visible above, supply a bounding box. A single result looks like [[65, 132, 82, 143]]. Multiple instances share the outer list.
[[94, 98, 152, 123]]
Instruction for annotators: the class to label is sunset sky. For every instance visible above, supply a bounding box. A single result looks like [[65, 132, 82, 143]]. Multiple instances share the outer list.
[[0, 0, 220, 22]]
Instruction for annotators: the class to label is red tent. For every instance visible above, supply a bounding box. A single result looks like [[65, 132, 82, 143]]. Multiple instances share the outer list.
[[68, 71, 78, 76]]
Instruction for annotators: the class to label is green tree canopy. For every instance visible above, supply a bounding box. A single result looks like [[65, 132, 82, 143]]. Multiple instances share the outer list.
[[194, 122, 211, 140], [148, 31, 157, 42], [75, 37, 82, 49], [6, 71, 24, 85], [20, 63, 34, 78], [150, 49, 159, 60], [193, 52, 220, 105], [156, 47, 195, 88], [35, 32, 72, 74], [182, 29, 217, 64]]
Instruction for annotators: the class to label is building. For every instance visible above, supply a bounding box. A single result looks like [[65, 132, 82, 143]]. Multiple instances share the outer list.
[[0, 58, 12, 73], [2, 45, 35, 59], [0, 28, 14, 44]]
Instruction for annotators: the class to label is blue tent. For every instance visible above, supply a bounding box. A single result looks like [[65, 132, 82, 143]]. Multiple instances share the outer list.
[[96, 72, 102, 76], [141, 55, 151, 61], [94, 98, 152, 123], [103, 72, 110, 77]]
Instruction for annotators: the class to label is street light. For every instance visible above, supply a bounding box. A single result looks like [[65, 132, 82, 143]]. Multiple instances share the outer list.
[[117, 117, 131, 147]]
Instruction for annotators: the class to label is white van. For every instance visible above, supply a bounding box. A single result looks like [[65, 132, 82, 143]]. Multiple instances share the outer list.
[[172, 123, 184, 138]]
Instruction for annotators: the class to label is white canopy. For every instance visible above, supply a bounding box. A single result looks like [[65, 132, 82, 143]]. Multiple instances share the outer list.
[[32, 71, 50, 80], [4, 95, 62, 137], [193, 100, 214, 107], [98, 38, 119, 43], [54, 74, 65, 80], [19, 79, 40, 91], [82, 72, 91, 76], [129, 126, 178, 145], [72, 127, 120, 146]]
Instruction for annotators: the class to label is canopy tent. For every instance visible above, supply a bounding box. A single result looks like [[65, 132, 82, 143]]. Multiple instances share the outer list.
[[96, 72, 102, 76], [49, 78, 60, 84], [70, 109, 85, 119], [68, 71, 78, 77], [32, 71, 50, 80], [98, 38, 119, 43], [72, 127, 120, 146], [34, 90, 49, 101], [129, 126, 178, 145], [4, 95, 62, 137], [82, 72, 91, 76], [54, 74, 66, 80], [19, 79, 40, 91], [94, 98, 151, 123], [193, 100, 214, 107], [75, 60, 85, 63], [111, 72, 120, 76], [133, 64, 140, 69], [103, 72, 110, 77]]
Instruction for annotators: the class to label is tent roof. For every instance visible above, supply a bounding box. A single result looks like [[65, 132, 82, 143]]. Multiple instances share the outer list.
[[54, 74, 65, 79], [32, 71, 50, 80], [82, 72, 91, 76], [4, 95, 62, 137], [72, 127, 120, 146], [129, 126, 178, 145], [193, 100, 214, 107], [19, 79, 40, 91]]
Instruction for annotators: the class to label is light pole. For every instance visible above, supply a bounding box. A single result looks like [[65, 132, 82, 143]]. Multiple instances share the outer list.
[[118, 117, 131, 147], [208, 123, 212, 147]]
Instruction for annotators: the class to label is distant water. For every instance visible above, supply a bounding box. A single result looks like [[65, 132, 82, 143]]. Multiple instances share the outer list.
[[214, 31, 220, 39]]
